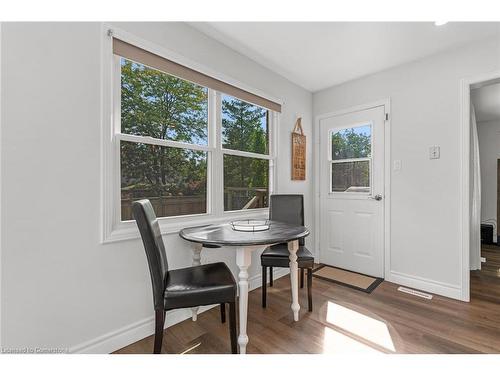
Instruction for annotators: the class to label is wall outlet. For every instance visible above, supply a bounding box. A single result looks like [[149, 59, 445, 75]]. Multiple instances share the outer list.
[[393, 159, 402, 171], [429, 146, 440, 159]]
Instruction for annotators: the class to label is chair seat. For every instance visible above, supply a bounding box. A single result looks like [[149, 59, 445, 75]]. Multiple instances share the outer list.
[[261, 244, 314, 268], [164, 262, 236, 310]]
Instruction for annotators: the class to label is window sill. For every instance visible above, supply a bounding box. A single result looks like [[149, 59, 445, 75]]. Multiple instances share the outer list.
[[102, 208, 269, 244]]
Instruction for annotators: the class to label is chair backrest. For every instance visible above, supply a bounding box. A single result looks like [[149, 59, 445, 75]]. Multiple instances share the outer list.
[[132, 199, 169, 310], [269, 194, 305, 246]]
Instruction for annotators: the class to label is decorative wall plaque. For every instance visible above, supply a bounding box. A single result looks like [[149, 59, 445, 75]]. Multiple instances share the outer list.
[[291, 118, 306, 180]]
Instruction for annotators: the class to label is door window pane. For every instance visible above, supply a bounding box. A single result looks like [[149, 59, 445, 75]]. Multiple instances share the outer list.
[[121, 58, 208, 145], [120, 141, 207, 220], [332, 124, 371, 160], [222, 94, 269, 155], [223, 154, 269, 211], [331, 161, 370, 193]]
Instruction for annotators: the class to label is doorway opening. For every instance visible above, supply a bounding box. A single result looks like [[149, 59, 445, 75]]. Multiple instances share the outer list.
[[462, 71, 500, 302]]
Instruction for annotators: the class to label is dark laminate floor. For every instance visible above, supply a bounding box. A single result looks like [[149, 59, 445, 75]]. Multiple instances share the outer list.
[[115, 247, 500, 354]]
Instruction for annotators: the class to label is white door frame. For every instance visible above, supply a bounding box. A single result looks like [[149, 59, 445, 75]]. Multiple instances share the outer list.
[[0, 22, 3, 349], [314, 98, 391, 278], [459, 70, 500, 302]]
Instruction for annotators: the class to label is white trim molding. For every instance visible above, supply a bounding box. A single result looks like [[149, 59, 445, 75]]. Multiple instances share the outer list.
[[70, 267, 289, 353], [459, 70, 500, 302], [389, 271, 462, 301], [313, 99, 391, 276], [100, 24, 279, 243], [70, 305, 214, 354], [0, 22, 3, 350]]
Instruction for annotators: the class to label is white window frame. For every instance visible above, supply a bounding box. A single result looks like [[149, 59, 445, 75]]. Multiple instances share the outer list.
[[101, 25, 279, 243], [329, 122, 373, 196]]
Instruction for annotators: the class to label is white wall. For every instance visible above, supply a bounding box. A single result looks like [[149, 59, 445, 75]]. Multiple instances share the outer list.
[[477, 120, 500, 239], [314, 36, 500, 300], [0, 22, 313, 352]]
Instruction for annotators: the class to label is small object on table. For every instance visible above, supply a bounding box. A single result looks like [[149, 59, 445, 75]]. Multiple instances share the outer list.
[[231, 219, 270, 232]]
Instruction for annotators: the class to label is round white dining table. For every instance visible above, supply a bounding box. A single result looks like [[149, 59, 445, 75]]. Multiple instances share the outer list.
[[179, 220, 310, 354]]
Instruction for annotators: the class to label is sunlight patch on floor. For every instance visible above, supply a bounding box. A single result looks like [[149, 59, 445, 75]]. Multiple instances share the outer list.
[[180, 342, 201, 354], [322, 326, 382, 354], [326, 301, 396, 352]]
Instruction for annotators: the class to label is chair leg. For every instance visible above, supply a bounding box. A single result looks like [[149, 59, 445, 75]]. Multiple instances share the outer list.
[[153, 309, 165, 354], [300, 268, 305, 289], [269, 267, 273, 286], [229, 301, 238, 354], [220, 303, 226, 323], [262, 266, 267, 308], [307, 268, 313, 312]]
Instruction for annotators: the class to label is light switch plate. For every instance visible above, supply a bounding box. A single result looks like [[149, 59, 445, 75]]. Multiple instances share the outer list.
[[393, 160, 402, 171], [429, 146, 440, 159]]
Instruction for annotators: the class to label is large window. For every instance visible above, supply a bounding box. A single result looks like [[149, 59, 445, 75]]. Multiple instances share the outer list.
[[119, 59, 209, 220], [222, 95, 270, 211], [107, 36, 278, 233]]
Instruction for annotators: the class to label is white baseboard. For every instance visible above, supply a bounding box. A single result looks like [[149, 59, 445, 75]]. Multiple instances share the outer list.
[[386, 270, 462, 301], [70, 305, 213, 354], [70, 268, 290, 354]]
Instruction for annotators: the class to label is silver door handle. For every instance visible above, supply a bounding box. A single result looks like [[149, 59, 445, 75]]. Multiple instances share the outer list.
[[369, 194, 383, 201]]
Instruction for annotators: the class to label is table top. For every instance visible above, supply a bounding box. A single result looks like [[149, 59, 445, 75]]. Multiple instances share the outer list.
[[179, 221, 310, 247]]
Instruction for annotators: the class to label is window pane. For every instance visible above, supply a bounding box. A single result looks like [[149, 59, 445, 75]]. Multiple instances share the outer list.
[[331, 125, 371, 160], [222, 94, 269, 155], [121, 58, 208, 145], [331, 161, 370, 193], [120, 141, 207, 220], [223, 154, 269, 211]]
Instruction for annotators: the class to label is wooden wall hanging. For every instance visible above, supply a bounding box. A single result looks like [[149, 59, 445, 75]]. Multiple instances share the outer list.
[[291, 117, 306, 180]]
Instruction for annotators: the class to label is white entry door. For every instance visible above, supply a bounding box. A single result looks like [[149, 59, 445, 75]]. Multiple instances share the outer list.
[[319, 106, 386, 278]]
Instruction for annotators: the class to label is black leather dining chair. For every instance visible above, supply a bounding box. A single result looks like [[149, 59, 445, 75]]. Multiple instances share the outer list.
[[132, 199, 238, 354], [260, 194, 314, 311]]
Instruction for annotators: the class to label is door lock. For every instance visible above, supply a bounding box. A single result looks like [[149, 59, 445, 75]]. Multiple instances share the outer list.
[[370, 194, 383, 201]]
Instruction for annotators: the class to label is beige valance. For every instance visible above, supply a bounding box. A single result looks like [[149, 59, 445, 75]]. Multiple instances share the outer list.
[[113, 38, 281, 113]]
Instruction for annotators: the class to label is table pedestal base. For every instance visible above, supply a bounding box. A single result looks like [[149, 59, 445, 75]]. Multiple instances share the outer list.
[[288, 240, 300, 321], [189, 239, 301, 354], [191, 243, 202, 321], [235, 246, 255, 354]]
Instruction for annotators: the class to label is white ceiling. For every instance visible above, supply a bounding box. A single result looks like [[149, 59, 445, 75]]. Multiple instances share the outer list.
[[189, 22, 500, 92], [472, 82, 500, 123]]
